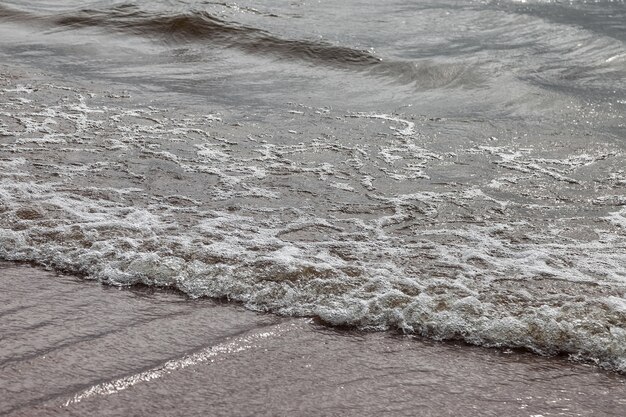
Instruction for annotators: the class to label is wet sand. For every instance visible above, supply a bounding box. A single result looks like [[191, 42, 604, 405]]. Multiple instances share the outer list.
[[1, 261, 625, 417]]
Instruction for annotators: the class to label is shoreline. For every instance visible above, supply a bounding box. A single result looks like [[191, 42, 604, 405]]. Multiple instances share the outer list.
[[1, 62, 625, 376], [5, 257, 626, 375], [2, 261, 625, 416]]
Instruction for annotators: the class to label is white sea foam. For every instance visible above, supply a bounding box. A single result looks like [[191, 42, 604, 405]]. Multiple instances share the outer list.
[[1, 81, 625, 374]]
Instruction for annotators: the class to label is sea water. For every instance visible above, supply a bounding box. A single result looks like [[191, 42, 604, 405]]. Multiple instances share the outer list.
[[0, 0, 625, 374]]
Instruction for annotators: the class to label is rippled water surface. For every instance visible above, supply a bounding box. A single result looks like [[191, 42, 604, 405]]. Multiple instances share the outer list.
[[1, 0, 625, 377]]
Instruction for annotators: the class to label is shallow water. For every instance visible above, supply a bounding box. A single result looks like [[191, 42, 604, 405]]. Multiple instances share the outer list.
[[0, 0, 625, 379]]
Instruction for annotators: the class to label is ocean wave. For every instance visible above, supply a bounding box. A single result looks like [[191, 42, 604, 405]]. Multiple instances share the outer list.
[[2, 178, 626, 372], [0, 3, 484, 89], [0, 5, 381, 66]]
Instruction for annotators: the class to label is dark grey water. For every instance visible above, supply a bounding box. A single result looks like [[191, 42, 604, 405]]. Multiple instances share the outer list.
[[0, 0, 625, 380]]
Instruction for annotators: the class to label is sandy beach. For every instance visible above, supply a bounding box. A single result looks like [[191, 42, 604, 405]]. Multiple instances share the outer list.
[[2, 261, 624, 416]]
